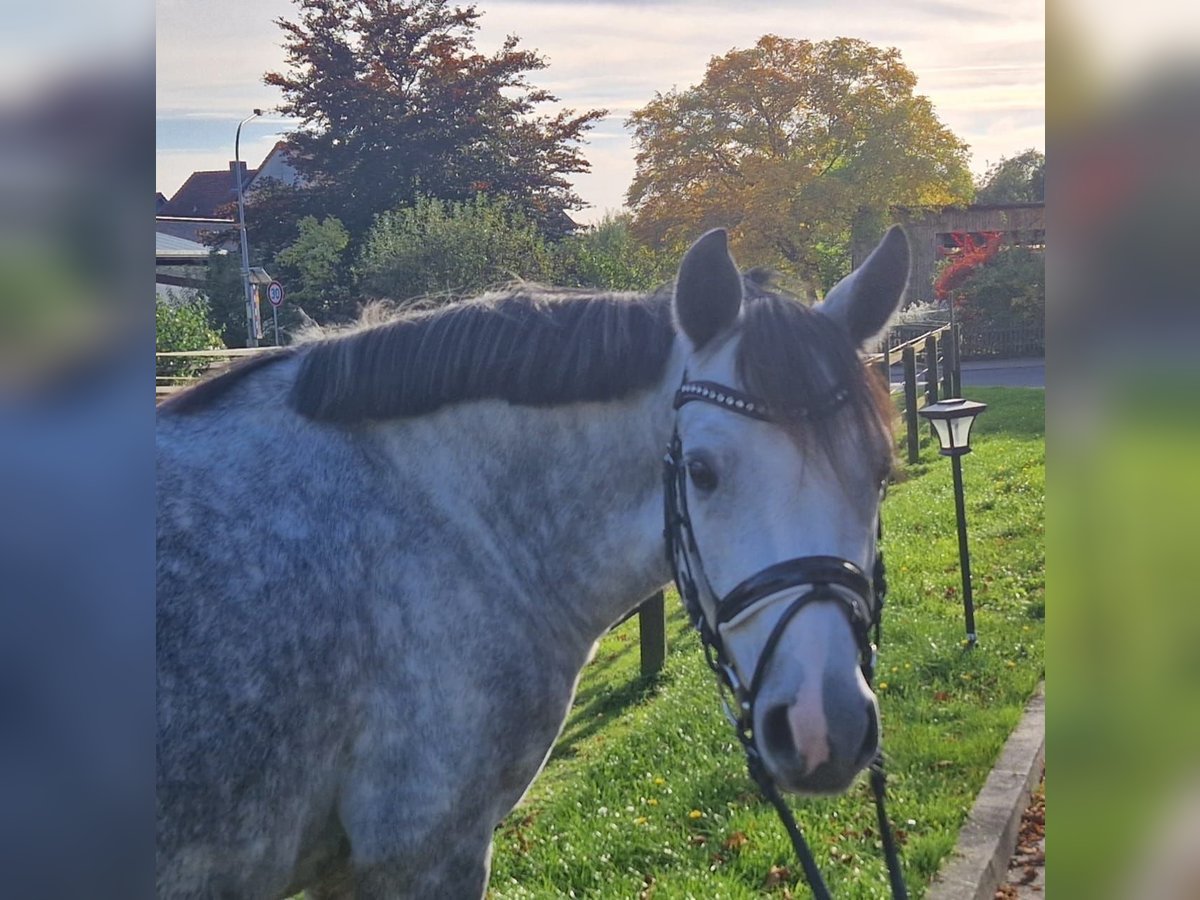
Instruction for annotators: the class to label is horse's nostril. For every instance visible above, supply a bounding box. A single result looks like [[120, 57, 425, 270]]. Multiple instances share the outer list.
[[761, 704, 794, 758]]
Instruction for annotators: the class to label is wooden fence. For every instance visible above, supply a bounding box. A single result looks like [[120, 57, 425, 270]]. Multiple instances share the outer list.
[[865, 322, 961, 464], [156, 348, 272, 399], [155, 324, 960, 675]]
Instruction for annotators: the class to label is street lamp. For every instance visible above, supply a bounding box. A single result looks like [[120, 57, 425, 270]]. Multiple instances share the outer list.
[[235, 109, 263, 347], [919, 397, 988, 645]]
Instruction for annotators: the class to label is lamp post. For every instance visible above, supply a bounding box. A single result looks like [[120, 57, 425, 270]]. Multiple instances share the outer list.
[[235, 109, 263, 347], [919, 397, 988, 645]]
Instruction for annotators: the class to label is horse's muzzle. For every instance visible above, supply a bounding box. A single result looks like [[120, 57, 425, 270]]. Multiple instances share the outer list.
[[759, 686, 879, 794]]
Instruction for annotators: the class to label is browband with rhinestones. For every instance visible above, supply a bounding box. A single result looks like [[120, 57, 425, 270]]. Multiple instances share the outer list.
[[673, 380, 772, 421], [674, 380, 852, 422]]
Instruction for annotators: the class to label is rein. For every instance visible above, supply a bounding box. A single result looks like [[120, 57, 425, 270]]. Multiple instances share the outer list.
[[663, 377, 908, 899]]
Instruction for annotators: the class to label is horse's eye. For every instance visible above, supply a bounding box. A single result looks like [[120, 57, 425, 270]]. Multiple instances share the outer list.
[[686, 458, 718, 493]]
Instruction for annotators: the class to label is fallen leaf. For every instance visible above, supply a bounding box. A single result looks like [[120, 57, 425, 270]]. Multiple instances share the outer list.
[[764, 865, 791, 889], [723, 831, 749, 851]]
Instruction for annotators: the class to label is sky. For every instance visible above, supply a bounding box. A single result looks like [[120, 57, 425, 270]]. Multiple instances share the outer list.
[[156, 0, 1045, 224]]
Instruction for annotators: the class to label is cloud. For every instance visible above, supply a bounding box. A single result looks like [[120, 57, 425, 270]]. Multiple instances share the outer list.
[[156, 0, 1045, 219]]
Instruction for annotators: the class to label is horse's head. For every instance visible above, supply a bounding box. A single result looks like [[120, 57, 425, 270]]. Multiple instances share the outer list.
[[667, 227, 908, 795]]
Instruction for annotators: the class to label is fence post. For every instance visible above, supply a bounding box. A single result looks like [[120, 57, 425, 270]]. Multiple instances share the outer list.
[[925, 333, 939, 406], [952, 323, 963, 396], [903, 345, 919, 464], [877, 342, 891, 389], [941, 327, 954, 398], [639, 591, 667, 677]]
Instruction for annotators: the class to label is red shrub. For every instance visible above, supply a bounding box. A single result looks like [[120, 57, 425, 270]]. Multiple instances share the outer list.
[[934, 231, 1004, 302]]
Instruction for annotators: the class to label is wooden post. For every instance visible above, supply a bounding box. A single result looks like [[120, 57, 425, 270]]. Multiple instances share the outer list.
[[639, 591, 667, 677], [941, 326, 954, 398], [878, 342, 891, 390], [925, 333, 939, 406], [952, 323, 963, 396], [903, 345, 919, 464]]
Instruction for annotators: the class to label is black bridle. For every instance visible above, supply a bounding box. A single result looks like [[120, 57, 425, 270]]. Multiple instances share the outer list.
[[663, 377, 908, 900]]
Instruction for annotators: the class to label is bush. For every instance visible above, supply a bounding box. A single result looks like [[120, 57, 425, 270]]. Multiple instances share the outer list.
[[553, 213, 670, 291], [955, 245, 1044, 331], [156, 295, 224, 379], [357, 195, 553, 303]]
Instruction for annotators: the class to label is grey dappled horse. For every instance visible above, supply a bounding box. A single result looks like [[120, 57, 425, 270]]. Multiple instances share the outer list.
[[156, 227, 909, 898]]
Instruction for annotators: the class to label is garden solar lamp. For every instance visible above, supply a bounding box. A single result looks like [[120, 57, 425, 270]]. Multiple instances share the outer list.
[[919, 398, 988, 645]]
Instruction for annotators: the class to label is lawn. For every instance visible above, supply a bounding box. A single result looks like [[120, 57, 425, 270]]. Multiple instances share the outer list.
[[488, 387, 1045, 899]]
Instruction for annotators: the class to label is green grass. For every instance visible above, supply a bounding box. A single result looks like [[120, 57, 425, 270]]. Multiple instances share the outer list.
[[488, 387, 1045, 899]]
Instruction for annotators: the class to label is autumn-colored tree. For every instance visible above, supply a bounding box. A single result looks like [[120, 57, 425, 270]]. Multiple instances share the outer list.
[[262, 0, 604, 243], [626, 36, 973, 294]]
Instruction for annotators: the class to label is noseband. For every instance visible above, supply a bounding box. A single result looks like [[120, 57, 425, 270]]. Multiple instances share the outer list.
[[663, 377, 908, 900]]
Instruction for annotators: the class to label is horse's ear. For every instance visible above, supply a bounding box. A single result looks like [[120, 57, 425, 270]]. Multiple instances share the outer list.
[[673, 228, 743, 350], [818, 225, 910, 346]]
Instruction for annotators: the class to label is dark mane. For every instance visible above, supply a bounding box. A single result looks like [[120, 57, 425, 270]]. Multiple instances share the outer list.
[[162, 281, 892, 463], [735, 279, 895, 473], [290, 290, 677, 422]]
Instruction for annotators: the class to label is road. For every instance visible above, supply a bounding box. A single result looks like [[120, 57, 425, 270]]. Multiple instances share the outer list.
[[960, 357, 1045, 389], [888, 357, 1045, 393]]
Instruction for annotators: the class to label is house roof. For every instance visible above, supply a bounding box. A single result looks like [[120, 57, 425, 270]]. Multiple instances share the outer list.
[[160, 168, 255, 218]]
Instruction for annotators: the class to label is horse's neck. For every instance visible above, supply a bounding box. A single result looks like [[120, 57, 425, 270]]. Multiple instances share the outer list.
[[371, 350, 683, 648]]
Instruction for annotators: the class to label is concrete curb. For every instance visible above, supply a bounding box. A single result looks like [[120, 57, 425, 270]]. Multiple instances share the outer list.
[[925, 682, 1045, 900]]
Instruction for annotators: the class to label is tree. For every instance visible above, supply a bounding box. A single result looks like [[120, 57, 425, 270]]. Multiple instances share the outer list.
[[273, 215, 354, 325], [197, 251, 250, 348], [626, 35, 973, 295], [357, 194, 553, 301], [975, 149, 1044, 204], [263, 0, 604, 243]]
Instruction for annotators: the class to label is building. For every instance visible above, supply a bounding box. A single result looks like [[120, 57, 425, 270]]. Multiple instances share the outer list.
[[156, 232, 225, 301], [155, 142, 308, 272]]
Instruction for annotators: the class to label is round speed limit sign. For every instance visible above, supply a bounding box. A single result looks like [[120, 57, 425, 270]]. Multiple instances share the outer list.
[[267, 281, 285, 307]]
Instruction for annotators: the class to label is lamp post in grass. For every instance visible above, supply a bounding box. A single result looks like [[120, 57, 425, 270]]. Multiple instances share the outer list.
[[919, 398, 987, 645], [235, 109, 263, 347]]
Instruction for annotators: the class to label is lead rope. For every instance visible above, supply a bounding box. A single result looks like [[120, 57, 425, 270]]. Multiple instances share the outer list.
[[747, 748, 835, 899], [871, 760, 909, 899], [869, 543, 909, 900]]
